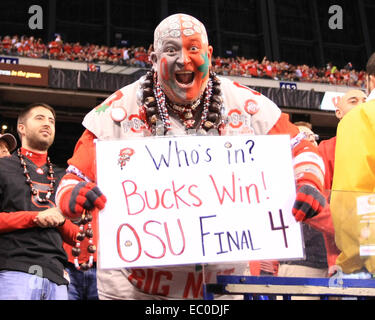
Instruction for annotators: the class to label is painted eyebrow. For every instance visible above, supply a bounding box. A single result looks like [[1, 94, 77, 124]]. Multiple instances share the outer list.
[[162, 39, 181, 47], [188, 41, 202, 48]]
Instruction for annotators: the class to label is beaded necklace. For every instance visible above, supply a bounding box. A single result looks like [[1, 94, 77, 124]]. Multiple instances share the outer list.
[[18, 148, 56, 203], [71, 210, 96, 271], [18, 148, 95, 271], [141, 70, 223, 135]]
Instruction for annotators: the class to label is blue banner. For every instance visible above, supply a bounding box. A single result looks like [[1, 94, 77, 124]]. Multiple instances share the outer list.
[[280, 82, 297, 90], [0, 56, 19, 64]]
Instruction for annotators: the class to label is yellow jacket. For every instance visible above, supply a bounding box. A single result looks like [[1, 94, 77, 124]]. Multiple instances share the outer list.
[[331, 100, 375, 273]]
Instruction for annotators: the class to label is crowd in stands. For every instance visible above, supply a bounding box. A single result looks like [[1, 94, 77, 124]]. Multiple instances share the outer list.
[[213, 57, 366, 88], [0, 34, 152, 68], [0, 34, 366, 88]]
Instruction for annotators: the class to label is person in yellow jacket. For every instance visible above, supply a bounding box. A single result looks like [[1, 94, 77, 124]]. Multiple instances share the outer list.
[[331, 52, 375, 277]]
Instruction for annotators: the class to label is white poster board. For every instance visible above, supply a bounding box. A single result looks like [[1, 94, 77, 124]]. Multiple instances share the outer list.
[[96, 135, 304, 269]]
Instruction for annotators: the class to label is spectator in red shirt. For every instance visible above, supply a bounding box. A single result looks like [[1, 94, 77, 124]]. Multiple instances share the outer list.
[[72, 42, 83, 55], [48, 37, 62, 59], [262, 57, 273, 78], [2, 35, 12, 54], [35, 38, 47, 58], [133, 46, 148, 67], [63, 42, 72, 55]]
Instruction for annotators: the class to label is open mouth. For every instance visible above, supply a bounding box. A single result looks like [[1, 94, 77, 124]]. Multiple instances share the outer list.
[[175, 71, 194, 85], [40, 130, 51, 136]]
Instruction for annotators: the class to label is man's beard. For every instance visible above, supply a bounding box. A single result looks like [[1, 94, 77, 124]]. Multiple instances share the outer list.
[[26, 132, 54, 152]]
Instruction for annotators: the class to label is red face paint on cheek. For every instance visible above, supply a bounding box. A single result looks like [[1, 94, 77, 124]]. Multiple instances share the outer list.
[[161, 57, 169, 81], [180, 35, 210, 102], [185, 51, 209, 101]]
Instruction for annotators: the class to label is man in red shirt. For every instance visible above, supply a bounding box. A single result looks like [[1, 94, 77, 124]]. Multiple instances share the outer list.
[[1, 35, 12, 53], [48, 36, 62, 59]]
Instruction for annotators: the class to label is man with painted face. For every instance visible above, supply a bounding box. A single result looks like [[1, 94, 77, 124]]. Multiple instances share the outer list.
[[56, 14, 326, 299]]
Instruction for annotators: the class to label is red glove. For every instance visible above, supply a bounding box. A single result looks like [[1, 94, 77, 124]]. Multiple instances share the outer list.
[[60, 182, 107, 220], [292, 184, 326, 222]]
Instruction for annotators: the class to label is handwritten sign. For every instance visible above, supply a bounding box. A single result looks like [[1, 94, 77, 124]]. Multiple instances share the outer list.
[[320, 91, 345, 111], [96, 135, 304, 269]]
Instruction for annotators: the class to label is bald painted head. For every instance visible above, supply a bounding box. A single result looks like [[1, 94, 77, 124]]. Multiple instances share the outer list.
[[336, 89, 367, 119], [150, 14, 213, 105]]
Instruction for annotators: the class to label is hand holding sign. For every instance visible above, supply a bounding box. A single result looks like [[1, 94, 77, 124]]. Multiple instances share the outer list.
[[60, 181, 107, 220]]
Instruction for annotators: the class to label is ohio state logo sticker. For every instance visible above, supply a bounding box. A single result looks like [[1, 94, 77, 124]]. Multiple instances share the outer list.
[[129, 114, 146, 133], [244, 99, 259, 115], [228, 109, 243, 129], [118, 148, 135, 170]]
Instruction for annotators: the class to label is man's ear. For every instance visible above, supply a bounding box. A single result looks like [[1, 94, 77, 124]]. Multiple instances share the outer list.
[[335, 108, 343, 120], [208, 45, 213, 67], [370, 75, 375, 90], [150, 52, 158, 69], [17, 123, 25, 138]]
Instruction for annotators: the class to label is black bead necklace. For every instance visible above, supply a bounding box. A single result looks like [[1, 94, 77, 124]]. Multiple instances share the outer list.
[[18, 148, 56, 203], [72, 210, 96, 271], [18, 148, 96, 271]]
